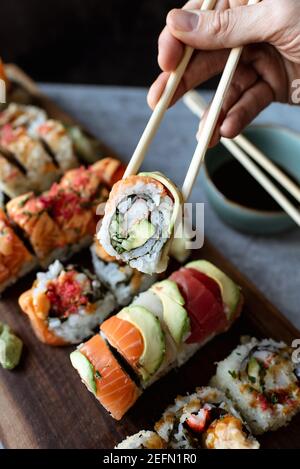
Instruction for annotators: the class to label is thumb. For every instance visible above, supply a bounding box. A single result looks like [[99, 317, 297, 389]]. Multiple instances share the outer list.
[[166, 3, 268, 50]]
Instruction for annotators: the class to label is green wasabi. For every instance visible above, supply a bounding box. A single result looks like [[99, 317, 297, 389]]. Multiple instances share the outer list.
[[0, 322, 23, 370]]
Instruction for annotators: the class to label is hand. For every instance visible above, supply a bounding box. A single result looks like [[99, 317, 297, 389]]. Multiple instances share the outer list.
[[148, 0, 300, 144]]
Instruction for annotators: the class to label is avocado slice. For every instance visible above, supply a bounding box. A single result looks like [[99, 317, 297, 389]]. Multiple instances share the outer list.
[[122, 219, 155, 251], [118, 305, 165, 382], [139, 172, 183, 233], [151, 280, 190, 345], [70, 350, 97, 395], [247, 357, 261, 390], [186, 260, 241, 320]]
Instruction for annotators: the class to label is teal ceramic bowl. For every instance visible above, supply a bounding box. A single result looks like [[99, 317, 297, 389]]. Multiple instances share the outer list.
[[203, 125, 300, 235]]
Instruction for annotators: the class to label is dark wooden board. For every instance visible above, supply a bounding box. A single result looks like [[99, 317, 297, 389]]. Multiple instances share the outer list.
[[0, 66, 299, 449]]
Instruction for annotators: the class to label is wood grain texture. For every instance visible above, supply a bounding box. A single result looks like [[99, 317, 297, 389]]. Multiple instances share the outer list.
[[0, 67, 299, 449]]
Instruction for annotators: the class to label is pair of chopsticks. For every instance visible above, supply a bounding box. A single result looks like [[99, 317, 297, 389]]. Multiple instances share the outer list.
[[124, 0, 261, 199], [184, 91, 300, 226]]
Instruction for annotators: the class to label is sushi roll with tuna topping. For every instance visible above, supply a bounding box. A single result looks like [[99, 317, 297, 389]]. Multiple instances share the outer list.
[[115, 431, 166, 449], [35, 119, 78, 171], [71, 260, 241, 419], [99, 172, 183, 274], [212, 337, 300, 434], [0, 208, 36, 294], [19, 260, 116, 345], [0, 103, 47, 134], [91, 239, 156, 306], [155, 387, 259, 449], [0, 125, 59, 192], [70, 333, 141, 420]]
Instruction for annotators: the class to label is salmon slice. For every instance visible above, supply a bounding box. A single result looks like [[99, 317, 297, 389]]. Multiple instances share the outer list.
[[80, 334, 140, 420], [101, 316, 144, 370], [7, 193, 66, 260], [19, 290, 67, 346], [91, 158, 125, 187], [0, 208, 33, 278]]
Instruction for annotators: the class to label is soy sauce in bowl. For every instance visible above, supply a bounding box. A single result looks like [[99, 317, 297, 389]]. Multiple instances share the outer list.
[[211, 158, 299, 212]]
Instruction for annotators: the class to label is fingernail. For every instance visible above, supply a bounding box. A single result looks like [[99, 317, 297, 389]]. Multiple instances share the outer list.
[[167, 10, 199, 32]]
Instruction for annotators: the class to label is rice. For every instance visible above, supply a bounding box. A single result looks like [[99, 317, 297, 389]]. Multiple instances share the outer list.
[[115, 431, 165, 449], [212, 338, 300, 434]]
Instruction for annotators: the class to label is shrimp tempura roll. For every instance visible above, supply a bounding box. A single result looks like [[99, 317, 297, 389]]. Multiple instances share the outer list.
[[99, 172, 183, 274], [155, 387, 259, 449]]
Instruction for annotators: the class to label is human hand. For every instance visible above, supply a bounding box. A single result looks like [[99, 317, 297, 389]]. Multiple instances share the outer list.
[[148, 0, 300, 144]]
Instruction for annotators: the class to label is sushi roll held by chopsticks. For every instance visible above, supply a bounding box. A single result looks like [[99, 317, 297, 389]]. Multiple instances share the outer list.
[[99, 172, 183, 274], [19, 261, 116, 346]]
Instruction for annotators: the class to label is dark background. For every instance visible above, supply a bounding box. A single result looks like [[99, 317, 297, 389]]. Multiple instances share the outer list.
[[0, 0, 187, 86], [0, 0, 218, 88]]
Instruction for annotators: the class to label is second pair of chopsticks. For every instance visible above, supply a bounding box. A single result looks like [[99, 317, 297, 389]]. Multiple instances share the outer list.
[[184, 91, 300, 227], [124, 0, 261, 201]]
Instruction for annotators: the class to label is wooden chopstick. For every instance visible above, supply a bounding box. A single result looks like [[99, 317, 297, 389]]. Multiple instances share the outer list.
[[181, 0, 261, 200], [183, 91, 300, 227], [123, 0, 218, 179]]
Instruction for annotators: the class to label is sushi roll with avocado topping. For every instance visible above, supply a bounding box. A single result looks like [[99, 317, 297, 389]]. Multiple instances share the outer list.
[[155, 387, 259, 449], [212, 338, 300, 434], [71, 259, 241, 419], [115, 431, 166, 449], [99, 172, 183, 274], [19, 260, 116, 346], [91, 239, 156, 306]]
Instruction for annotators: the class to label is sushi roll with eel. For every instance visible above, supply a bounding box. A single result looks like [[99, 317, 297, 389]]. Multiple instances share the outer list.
[[99, 172, 183, 274], [71, 260, 242, 419], [0, 103, 47, 134], [212, 337, 300, 434], [154, 387, 259, 449], [0, 208, 36, 294], [91, 239, 156, 306], [19, 260, 116, 345]]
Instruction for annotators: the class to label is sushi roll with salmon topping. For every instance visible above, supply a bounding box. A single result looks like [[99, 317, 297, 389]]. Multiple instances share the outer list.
[[0, 125, 59, 192], [155, 387, 259, 449], [35, 119, 78, 171], [0, 208, 36, 294], [212, 337, 300, 434], [115, 431, 166, 449], [6, 192, 66, 267], [0, 153, 29, 198], [99, 172, 183, 274], [19, 260, 116, 345], [70, 333, 141, 420], [91, 239, 156, 306], [0, 103, 47, 134], [71, 259, 241, 418], [91, 157, 125, 188]]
